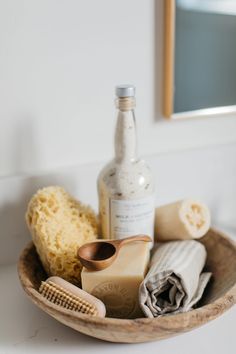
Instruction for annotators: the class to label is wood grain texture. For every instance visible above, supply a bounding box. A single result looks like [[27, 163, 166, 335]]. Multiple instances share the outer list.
[[77, 235, 151, 271], [18, 228, 236, 343], [163, 0, 175, 118]]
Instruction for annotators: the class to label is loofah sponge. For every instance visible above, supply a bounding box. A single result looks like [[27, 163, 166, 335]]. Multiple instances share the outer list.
[[26, 186, 98, 285]]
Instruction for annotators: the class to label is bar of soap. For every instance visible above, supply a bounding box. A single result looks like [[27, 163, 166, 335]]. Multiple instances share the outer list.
[[81, 242, 150, 319]]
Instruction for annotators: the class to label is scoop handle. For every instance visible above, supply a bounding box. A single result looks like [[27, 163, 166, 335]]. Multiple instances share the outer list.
[[113, 235, 152, 250]]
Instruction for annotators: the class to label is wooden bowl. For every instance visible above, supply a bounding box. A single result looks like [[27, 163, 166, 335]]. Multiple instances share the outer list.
[[18, 228, 236, 343]]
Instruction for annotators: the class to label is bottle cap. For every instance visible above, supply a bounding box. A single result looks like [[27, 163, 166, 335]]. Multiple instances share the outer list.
[[115, 85, 135, 98]]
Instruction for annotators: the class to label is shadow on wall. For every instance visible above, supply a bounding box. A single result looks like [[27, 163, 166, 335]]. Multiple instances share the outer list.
[[12, 116, 41, 175], [0, 116, 78, 265]]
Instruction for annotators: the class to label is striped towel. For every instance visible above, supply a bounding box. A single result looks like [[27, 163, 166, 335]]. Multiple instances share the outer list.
[[139, 240, 212, 317]]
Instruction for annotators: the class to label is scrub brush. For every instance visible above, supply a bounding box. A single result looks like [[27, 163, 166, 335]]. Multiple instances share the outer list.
[[39, 276, 106, 317]]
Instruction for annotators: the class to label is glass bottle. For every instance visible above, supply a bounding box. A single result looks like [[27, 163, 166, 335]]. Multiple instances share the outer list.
[[97, 85, 155, 242]]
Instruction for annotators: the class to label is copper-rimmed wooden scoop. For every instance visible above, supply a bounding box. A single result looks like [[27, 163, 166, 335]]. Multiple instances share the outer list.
[[77, 235, 152, 271]]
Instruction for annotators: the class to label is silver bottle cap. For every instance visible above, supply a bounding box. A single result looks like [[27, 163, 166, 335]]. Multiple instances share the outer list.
[[115, 85, 135, 98]]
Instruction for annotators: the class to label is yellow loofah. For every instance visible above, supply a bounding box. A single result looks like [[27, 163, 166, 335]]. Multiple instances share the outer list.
[[26, 186, 98, 285]]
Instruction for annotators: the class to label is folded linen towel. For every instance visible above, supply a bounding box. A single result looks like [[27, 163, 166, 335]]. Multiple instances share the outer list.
[[139, 240, 212, 317]]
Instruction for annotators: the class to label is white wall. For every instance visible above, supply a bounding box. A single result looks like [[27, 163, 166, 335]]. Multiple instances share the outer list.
[[1, 0, 236, 177]]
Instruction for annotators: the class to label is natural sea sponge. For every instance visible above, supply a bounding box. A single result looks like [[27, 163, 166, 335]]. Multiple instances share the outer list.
[[26, 186, 98, 285]]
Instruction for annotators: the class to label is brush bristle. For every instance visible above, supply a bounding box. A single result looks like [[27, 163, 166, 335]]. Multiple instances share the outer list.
[[39, 281, 98, 316]]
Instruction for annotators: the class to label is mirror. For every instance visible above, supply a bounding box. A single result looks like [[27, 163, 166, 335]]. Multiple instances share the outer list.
[[163, 0, 236, 119]]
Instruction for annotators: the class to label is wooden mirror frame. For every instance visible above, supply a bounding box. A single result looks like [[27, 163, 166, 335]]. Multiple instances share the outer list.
[[163, 0, 236, 120]]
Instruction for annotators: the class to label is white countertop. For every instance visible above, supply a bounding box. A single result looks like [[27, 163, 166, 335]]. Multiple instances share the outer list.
[[1, 225, 235, 354]]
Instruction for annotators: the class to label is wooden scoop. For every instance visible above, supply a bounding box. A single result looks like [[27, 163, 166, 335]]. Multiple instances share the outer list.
[[77, 235, 152, 271]]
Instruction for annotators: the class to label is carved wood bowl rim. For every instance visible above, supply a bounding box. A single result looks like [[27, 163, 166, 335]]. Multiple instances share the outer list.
[[18, 228, 236, 343]]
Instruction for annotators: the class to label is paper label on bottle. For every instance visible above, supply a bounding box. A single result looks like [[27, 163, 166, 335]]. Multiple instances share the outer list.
[[109, 195, 155, 240]]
